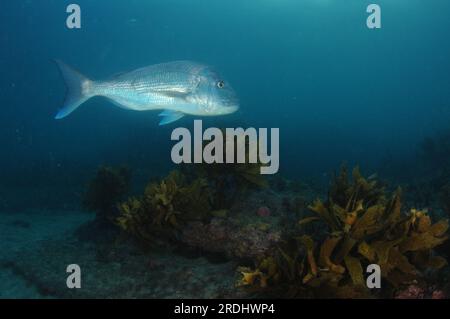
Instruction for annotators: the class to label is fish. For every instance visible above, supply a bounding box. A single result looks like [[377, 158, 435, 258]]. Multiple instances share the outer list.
[[54, 60, 239, 125]]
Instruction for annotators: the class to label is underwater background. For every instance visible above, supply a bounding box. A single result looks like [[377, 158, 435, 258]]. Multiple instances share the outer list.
[[1, 0, 450, 299]]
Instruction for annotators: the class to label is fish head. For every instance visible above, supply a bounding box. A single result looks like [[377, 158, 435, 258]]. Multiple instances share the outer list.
[[190, 67, 239, 116]]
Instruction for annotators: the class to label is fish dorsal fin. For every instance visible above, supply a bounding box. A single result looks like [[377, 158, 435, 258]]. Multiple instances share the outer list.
[[111, 72, 126, 78], [158, 110, 185, 126]]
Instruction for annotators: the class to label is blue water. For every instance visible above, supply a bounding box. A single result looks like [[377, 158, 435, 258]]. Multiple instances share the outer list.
[[1, 0, 450, 298]]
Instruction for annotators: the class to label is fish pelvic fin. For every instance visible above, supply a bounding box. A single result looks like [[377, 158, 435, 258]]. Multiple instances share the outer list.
[[54, 60, 96, 120], [158, 110, 185, 125]]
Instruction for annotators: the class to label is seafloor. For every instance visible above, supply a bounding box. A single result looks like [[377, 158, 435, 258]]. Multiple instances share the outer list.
[[1, 169, 449, 299], [0, 179, 308, 299], [0, 210, 244, 298]]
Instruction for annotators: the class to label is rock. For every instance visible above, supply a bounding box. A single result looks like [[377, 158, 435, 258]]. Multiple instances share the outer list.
[[256, 206, 271, 217], [180, 219, 281, 260]]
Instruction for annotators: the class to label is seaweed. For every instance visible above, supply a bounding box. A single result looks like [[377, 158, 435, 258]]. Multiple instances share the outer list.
[[237, 166, 449, 298], [83, 166, 131, 221], [194, 130, 268, 208], [117, 170, 213, 244], [302, 167, 448, 295]]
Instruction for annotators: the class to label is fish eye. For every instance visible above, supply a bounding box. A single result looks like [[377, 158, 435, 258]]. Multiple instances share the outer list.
[[217, 81, 225, 89]]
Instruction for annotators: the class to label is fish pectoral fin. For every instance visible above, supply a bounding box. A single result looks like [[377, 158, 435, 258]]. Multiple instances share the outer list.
[[158, 110, 185, 126], [158, 90, 191, 100]]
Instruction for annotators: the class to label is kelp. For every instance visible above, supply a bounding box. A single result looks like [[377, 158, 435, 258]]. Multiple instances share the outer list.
[[329, 166, 385, 209], [117, 170, 213, 243], [301, 167, 448, 295], [236, 256, 281, 289], [83, 166, 131, 221], [195, 129, 268, 208], [238, 166, 449, 298]]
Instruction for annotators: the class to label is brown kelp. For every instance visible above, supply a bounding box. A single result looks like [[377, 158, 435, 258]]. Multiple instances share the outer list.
[[238, 166, 449, 298], [83, 166, 131, 221], [117, 170, 213, 244], [194, 130, 268, 208]]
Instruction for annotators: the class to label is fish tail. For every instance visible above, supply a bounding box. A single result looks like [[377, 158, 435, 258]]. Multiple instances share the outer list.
[[54, 60, 96, 119]]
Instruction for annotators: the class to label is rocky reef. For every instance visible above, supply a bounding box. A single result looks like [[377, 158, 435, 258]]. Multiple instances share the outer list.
[[29, 162, 448, 299], [236, 166, 449, 298]]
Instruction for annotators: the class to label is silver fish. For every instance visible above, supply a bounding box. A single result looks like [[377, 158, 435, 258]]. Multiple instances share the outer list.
[[54, 60, 239, 125]]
